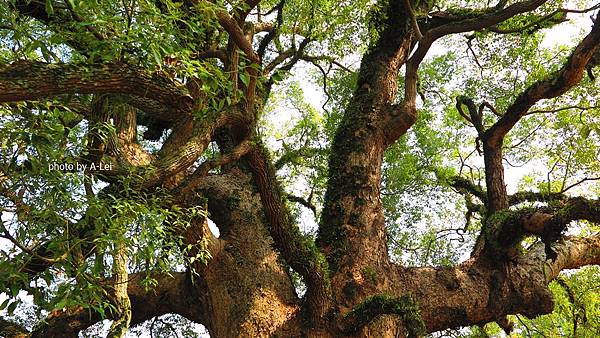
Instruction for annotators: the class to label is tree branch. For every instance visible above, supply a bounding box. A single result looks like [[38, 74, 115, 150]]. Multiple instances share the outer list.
[[524, 104, 600, 116], [409, 0, 550, 75], [488, 2, 600, 36], [395, 232, 600, 334], [484, 196, 600, 260], [286, 193, 317, 217], [397, 2, 547, 145], [483, 14, 600, 146], [403, 0, 423, 40], [257, 0, 285, 58], [340, 294, 425, 337], [447, 175, 488, 204], [0, 62, 194, 119], [193, 49, 228, 63], [508, 191, 566, 205], [488, 10, 567, 35], [246, 143, 331, 325], [174, 140, 254, 199], [139, 109, 232, 190], [30, 272, 205, 337], [252, 21, 274, 33], [215, 9, 260, 63], [456, 96, 485, 134], [546, 234, 600, 281]]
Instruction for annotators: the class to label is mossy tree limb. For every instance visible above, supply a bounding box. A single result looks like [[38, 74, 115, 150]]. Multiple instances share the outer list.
[[340, 294, 426, 337], [483, 197, 600, 260], [246, 143, 332, 326]]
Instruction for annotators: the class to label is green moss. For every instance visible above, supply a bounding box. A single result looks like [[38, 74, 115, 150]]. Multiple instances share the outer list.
[[226, 191, 242, 210], [343, 294, 426, 337], [483, 210, 526, 259], [361, 266, 377, 284], [445, 6, 489, 18]]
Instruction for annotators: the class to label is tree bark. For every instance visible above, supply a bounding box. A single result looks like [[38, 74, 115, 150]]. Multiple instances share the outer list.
[[3, 1, 600, 337], [188, 172, 304, 337]]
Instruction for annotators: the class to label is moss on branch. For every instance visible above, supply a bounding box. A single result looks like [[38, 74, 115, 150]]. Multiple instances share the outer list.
[[447, 175, 487, 203], [246, 142, 332, 324], [341, 294, 426, 337], [482, 197, 600, 261]]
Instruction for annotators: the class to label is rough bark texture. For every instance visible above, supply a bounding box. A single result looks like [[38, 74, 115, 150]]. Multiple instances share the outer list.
[[106, 239, 132, 338], [189, 172, 303, 337], [318, 5, 417, 326], [2, 1, 600, 337]]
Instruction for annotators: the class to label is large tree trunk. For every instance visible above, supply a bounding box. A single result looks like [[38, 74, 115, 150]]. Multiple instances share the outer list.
[[192, 172, 303, 337], [3, 1, 600, 338]]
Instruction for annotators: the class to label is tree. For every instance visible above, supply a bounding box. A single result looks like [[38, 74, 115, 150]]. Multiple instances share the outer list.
[[0, 0, 599, 337]]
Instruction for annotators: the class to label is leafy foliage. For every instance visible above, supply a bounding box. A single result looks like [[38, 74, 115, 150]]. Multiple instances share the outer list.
[[1, 0, 599, 336]]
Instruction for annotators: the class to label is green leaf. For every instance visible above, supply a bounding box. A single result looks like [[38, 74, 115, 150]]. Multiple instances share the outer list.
[[45, 0, 54, 16], [7, 301, 18, 315], [271, 71, 284, 83], [239, 72, 250, 87], [0, 298, 9, 311]]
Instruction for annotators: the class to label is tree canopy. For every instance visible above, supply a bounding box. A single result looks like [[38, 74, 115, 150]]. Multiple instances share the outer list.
[[0, 0, 599, 337]]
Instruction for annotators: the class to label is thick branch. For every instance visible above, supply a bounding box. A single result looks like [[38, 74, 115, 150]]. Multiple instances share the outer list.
[[257, 0, 285, 58], [456, 96, 485, 134], [174, 140, 253, 199], [508, 191, 566, 205], [483, 15, 600, 146], [193, 49, 228, 62], [340, 294, 425, 337], [484, 197, 600, 260], [394, 232, 600, 334], [447, 175, 487, 204], [547, 234, 600, 280], [30, 272, 205, 338], [246, 143, 331, 325], [106, 238, 131, 338], [140, 110, 232, 189], [215, 9, 260, 63], [0, 62, 194, 119]]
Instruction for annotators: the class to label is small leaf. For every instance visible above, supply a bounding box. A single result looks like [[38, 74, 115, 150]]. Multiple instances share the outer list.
[[45, 0, 54, 15], [271, 71, 284, 82], [7, 301, 18, 315], [580, 125, 591, 139], [0, 298, 9, 311], [239, 72, 250, 87]]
